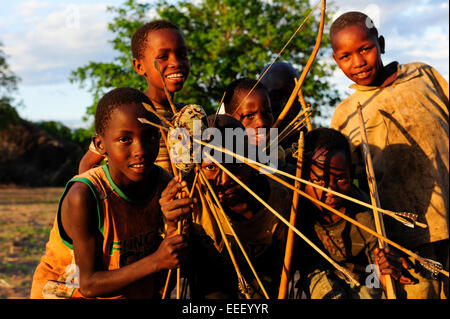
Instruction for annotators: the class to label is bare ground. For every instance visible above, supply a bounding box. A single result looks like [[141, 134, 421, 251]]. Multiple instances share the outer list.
[[0, 185, 63, 299]]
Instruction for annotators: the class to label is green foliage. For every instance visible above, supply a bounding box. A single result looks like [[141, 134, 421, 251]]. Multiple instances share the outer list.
[[35, 121, 72, 140], [0, 43, 20, 95], [0, 42, 21, 129], [35, 121, 93, 149], [70, 0, 340, 123], [69, 1, 150, 124], [71, 127, 94, 149], [0, 97, 21, 129]]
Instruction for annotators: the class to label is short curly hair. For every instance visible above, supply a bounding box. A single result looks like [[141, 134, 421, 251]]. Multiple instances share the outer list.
[[330, 11, 379, 47], [302, 127, 354, 180], [223, 78, 271, 115], [131, 19, 181, 60], [95, 87, 156, 136]]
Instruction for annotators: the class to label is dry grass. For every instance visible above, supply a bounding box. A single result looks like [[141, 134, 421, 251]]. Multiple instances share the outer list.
[[0, 185, 63, 299]]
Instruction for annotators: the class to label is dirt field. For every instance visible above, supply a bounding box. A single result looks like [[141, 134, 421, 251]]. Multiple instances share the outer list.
[[0, 185, 63, 299]]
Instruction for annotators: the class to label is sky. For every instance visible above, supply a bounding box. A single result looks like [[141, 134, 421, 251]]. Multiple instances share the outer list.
[[1, 0, 448, 129]]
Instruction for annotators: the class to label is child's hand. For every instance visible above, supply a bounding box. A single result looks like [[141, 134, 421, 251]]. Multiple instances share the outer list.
[[159, 177, 196, 235], [374, 247, 417, 285], [154, 234, 187, 271]]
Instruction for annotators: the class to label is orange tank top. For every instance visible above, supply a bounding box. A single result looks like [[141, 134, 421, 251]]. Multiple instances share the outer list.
[[30, 164, 171, 299]]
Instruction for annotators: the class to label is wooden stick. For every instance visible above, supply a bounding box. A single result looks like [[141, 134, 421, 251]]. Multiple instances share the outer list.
[[197, 140, 448, 277], [262, 165, 425, 228], [273, 0, 326, 128], [137, 117, 169, 131], [195, 138, 426, 228], [296, 184, 448, 277], [189, 169, 199, 198], [279, 95, 311, 298], [211, 91, 227, 128], [277, 117, 307, 146], [297, 89, 313, 131], [176, 173, 182, 299], [277, 106, 310, 137], [198, 167, 269, 298], [153, 58, 189, 299], [263, 106, 311, 152], [159, 135, 182, 299], [161, 268, 172, 299], [205, 153, 361, 286], [195, 174, 252, 299], [161, 168, 179, 299], [245, 161, 449, 278], [161, 169, 198, 299], [356, 103, 396, 299], [141, 102, 174, 128], [278, 131, 304, 298], [154, 59, 178, 115], [231, 0, 322, 118]]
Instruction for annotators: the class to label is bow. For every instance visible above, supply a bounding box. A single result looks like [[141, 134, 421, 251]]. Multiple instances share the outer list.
[[272, 0, 326, 128]]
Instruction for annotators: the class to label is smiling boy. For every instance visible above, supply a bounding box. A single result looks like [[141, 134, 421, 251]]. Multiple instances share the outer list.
[[31, 87, 193, 299], [224, 78, 274, 147], [330, 12, 449, 298], [131, 20, 190, 110], [222, 78, 288, 172], [79, 20, 190, 174]]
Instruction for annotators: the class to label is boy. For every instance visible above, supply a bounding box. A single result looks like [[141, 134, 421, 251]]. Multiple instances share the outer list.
[[79, 20, 190, 174], [329, 11, 448, 298], [223, 78, 291, 173], [186, 115, 292, 298], [297, 128, 415, 299], [223, 78, 274, 147], [31, 87, 193, 299]]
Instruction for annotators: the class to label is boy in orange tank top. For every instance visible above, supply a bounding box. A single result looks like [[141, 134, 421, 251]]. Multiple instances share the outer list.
[[31, 87, 194, 299]]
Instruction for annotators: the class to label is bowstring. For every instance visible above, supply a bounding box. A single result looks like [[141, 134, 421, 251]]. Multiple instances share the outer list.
[[230, 0, 322, 118]]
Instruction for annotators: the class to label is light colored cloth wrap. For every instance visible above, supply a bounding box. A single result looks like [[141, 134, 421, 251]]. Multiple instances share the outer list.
[[331, 62, 449, 249]]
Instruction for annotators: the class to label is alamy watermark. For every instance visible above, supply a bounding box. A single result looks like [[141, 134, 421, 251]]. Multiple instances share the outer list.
[[64, 263, 80, 288], [167, 120, 279, 173], [365, 264, 381, 289], [64, 4, 80, 29]]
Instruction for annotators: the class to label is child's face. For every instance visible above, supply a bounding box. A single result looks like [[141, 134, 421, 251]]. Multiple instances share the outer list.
[[305, 148, 351, 215], [201, 161, 250, 208], [133, 28, 190, 101], [233, 89, 274, 146], [332, 25, 384, 86], [95, 103, 160, 187]]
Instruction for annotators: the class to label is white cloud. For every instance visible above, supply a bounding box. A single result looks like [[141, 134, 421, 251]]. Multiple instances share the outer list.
[[4, 2, 116, 85], [17, 0, 50, 17], [382, 27, 449, 81]]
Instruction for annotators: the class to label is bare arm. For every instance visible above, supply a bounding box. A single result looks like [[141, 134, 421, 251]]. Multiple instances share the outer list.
[[78, 149, 105, 174], [61, 182, 186, 298]]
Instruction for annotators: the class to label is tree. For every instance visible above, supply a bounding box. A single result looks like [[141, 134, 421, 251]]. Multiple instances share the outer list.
[[35, 120, 92, 149], [0, 42, 21, 128], [70, 0, 340, 125]]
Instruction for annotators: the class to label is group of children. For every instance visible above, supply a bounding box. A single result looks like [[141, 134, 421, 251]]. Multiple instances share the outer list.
[[30, 11, 448, 299]]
